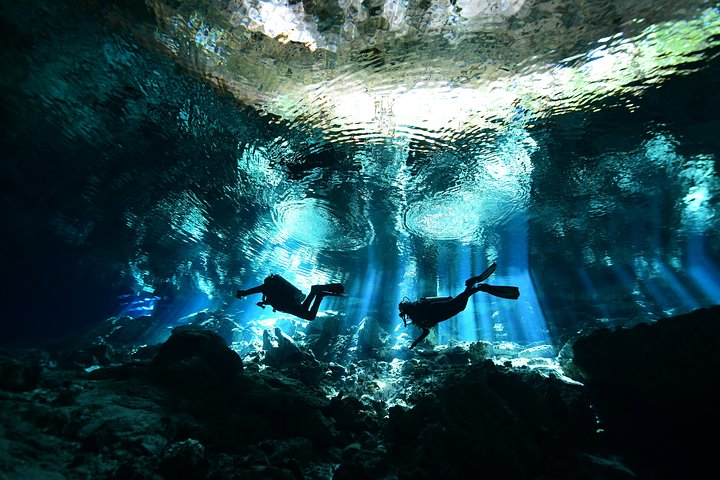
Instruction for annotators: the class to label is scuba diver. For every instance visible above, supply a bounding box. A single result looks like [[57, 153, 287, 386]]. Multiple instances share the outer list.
[[398, 262, 520, 349], [236, 274, 345, 321]]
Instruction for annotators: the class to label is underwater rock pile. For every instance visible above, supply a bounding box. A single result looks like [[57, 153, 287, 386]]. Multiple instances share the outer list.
[[564, 305, 720, 480], [1, 306, 718, 479]]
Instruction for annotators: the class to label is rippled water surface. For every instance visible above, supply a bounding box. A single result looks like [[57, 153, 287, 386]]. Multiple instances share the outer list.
[[1, 0, 719, 347]]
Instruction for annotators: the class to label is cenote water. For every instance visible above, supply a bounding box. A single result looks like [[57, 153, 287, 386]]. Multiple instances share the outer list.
[[1, 0, 719, 361]]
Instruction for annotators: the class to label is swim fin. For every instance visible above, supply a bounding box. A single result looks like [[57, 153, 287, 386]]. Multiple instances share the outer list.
[[466, 262, 497, 287], [317, 283, 346, 297], [482, 285, 520, 300], [320, 291, 347, 297]]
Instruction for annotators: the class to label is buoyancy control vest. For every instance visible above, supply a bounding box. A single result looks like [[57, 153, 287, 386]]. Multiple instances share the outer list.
[[261, 274, 305, 310]]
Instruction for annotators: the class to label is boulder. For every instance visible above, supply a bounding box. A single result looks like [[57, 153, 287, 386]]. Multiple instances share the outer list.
[[152, 326, 242, 387]]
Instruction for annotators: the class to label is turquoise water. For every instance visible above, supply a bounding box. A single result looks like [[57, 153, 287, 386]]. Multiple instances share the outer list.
[[1, 0, 718, 349]]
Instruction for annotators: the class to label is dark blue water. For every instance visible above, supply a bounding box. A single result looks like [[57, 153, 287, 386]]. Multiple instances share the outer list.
[[1, 0, 719, 351]]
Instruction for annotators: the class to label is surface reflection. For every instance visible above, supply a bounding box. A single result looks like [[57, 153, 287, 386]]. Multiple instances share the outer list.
[[147, 0, 720, 145]]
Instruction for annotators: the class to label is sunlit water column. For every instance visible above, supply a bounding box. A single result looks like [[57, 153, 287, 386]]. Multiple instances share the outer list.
[[634, 136, 720, 318], [433, 216, 550, 347], [400, 125, 551, 348], [682, 152, 720, 303]]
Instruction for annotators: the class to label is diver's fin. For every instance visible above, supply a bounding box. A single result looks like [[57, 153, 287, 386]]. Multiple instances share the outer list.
[[319, 291, 347, 297], [466, 262, 497, 287], [482, 285, 520, 300]]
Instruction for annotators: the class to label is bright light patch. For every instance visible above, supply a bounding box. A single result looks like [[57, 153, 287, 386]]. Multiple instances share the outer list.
[[264, 6, 720, 140], [193, 270, 215, 299], [330, 90, 379, 134], [644, 135, 718, 232], [272, 197, 375, 251], [404, 195, 480, 241], [684, 186, 709, 212], [233, 1, 318, 49], [680, 156, 718, 232], [402, 126, 534, 241], [581, 45, 632, 84], [157, 3, 720, 143], [168, 191, 209, 244], [391, 85, 514, 133], [239, 142, 286, 190], [115, 293, 160, 318]]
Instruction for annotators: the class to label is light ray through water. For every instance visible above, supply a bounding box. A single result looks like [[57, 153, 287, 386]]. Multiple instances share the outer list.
[[688, 235, 720, 303]]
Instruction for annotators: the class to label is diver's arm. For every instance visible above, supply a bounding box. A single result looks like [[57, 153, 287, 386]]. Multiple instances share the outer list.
[[236, 284, 264, 298], [410, 328, 430, 349]]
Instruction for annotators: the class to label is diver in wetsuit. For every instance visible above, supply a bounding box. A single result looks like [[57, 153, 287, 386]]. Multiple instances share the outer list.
[[398, 263, 520, 349], [236, 274, 345, 321]]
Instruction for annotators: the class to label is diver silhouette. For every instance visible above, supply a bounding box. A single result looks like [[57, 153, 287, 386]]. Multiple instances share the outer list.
[[236, 274, 345, 321], [399, 262, 520, 349]]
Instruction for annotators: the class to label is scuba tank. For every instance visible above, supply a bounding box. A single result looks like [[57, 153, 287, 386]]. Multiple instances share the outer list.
[[261, 274, 305, 310]]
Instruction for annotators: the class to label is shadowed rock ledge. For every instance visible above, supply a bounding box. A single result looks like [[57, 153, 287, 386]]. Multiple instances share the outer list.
[[2, 307, 719, 479], [564, 305, 720, 480]]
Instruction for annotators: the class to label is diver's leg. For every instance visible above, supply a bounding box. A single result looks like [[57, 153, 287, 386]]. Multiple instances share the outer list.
[[302, 283, 344, 308], [298, 283, 346, 320], [311, 283, 345, 296], [465, 262, 497, 287], [452, 288, 475, 310], [301, 289, 319, 310], [286, 306, 311, 320], [236, 284, 264, 298], [301, 294, 325, 321], [425, 290, 474, 322], [475, 283, 520, 300], [308, 294, 326, 320]]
